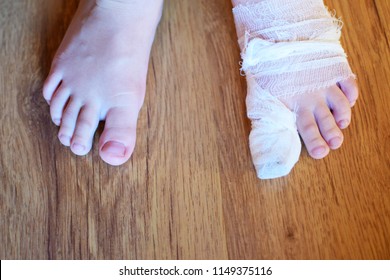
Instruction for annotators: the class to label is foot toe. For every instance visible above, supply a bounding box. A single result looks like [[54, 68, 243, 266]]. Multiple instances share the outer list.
[[297, 109, 330, 159], [99, 129, 136, 166], [70, 105, 100, 156], [338, 77, 359, 107], [50, 85, 71, 126], [43, 71, 62, 102], [327, 86, 352, 129], [99, 107, 138, 166], [57, 99, 82, 147], [315, 104, 344, 150]]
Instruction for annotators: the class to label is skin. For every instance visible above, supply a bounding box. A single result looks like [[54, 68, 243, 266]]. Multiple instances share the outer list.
[[43, 0, 163, 165], [232, 0, 359, 160], [44, 0, 358, 166], [280, 80, 359, 159]]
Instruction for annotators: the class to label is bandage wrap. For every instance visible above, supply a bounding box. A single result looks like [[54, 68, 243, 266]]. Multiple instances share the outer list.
[[233, 0, 355, 179]]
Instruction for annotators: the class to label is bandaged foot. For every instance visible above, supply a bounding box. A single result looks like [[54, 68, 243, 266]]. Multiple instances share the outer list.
[[43, 0, 163, 165], [232, 0, 359, 179]]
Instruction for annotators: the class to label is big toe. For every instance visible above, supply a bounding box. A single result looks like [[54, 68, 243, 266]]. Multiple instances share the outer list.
[[99, 107, 138, 166]]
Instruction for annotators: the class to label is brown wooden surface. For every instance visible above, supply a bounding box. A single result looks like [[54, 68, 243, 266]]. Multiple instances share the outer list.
[[0, 0, 389, 260]]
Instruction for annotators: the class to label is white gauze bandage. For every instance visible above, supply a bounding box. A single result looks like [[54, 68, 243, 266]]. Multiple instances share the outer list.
[[232, 0, 355, 179]]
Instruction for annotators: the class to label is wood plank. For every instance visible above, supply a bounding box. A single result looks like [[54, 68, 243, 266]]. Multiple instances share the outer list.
[[0, 0, 389, 259]]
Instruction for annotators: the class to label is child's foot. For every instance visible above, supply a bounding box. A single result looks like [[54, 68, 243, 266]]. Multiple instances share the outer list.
[[280, 78, 359, 159], [43, 0, 163, 165], [232, 0, 359, 167]]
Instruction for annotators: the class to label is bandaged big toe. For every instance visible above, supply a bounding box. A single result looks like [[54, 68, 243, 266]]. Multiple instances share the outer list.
[[232, 0, 355, 179]]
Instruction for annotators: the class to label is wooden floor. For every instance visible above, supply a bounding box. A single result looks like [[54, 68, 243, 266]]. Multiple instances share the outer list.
[[1, 0, 389, 260]]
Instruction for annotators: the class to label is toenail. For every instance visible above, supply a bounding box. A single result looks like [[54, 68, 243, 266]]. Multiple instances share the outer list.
[[329, 137, 342, 148], [338, 120, 349, 129], [312, 146, 327, 157], [72, 143, 86, 152], [102, 141, 126, 157]]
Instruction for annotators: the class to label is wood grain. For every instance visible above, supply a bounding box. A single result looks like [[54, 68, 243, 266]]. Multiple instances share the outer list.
[[0, 0, 389, 259]]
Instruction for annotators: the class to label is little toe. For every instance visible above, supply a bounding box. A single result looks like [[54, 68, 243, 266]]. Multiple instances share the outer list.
[[70, 105, 100, 156], [99, 107, 138, 166], [327, 87, 352, 129], [43, 71, 62, 103], [57, 99, 82, 147], [338, 77, 359, 107], [315, 105, 344, 150], [296, 109, 330, 159], [49, 85, 71, 126]]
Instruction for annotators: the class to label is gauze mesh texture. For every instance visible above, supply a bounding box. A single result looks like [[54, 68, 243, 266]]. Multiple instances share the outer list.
[[233, 0, 355, 179]]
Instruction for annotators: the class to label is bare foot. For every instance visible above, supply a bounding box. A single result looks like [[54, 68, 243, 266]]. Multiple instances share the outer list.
[[280, 78, 359, 159], [43, 0, 163, 165]]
